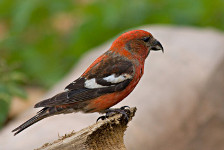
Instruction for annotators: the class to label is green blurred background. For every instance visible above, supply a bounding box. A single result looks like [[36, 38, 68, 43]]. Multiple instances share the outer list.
[[0, 0, 224, 128]]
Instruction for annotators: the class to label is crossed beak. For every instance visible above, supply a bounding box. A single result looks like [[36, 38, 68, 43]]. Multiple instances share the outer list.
[[151, 39, 164, 53]]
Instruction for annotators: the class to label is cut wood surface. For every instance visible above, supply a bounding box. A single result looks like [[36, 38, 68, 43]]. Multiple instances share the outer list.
[[36, 107, 136, 150]]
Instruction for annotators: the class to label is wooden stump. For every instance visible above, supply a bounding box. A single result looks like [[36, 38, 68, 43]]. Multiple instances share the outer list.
[[36, 107, 137, 150]]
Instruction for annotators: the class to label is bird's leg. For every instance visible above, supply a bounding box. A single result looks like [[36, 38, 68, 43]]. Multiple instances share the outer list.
[[96, 106, 131, 123]]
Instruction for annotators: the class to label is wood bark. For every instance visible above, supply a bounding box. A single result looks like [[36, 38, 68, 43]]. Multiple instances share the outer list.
[[36, 107, 137, 150]]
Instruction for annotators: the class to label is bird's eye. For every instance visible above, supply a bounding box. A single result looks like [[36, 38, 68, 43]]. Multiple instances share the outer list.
[[143, 37, 150, 42]]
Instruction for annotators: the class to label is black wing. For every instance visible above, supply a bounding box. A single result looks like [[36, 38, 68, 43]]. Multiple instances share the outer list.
[[34, 55, 134, 108]]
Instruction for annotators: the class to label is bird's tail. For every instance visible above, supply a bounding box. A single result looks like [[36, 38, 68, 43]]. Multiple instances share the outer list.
[[12, 107, 56, 136]]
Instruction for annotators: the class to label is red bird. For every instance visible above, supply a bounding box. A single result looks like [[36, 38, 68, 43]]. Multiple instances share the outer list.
[[12, 30, 163, 135]]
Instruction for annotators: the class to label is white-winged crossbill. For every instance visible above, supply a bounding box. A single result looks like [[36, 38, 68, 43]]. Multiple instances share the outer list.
[[12, 30, 163, 135]]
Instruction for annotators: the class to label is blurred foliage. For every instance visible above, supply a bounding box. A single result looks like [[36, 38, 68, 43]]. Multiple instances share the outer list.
[[0, 61, 27, 128], [0, 0, 224, 127]]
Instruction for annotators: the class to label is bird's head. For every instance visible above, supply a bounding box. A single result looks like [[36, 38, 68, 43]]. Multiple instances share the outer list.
[[111, 30, 163, 60]]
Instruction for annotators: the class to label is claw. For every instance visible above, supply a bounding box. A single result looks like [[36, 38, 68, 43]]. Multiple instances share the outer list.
[[120, 106, 130, 110], [96, 106, 131, 123], [96, 116, 106, 122], [116, 109, 129, 123]]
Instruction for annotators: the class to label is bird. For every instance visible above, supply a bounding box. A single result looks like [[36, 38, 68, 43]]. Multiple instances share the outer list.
[[12, 29, 163, 135]]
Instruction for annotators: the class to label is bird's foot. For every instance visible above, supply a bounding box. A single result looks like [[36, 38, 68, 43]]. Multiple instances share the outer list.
[[96, 106, 131, 123]]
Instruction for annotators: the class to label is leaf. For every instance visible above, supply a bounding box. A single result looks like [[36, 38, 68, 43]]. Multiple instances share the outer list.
[[0, 95, 11, 128], [7, 83, 27, 99]]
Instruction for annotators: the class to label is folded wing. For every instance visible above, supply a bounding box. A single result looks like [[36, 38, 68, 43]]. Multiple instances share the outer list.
[[34, 55, 134, 108]]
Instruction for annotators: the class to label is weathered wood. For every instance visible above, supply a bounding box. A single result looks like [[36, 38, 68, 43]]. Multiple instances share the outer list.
[[36, 107, 137, 150]]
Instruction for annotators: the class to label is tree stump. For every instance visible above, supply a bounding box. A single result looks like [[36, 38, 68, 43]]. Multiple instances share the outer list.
[[36, 107, 137, 150]]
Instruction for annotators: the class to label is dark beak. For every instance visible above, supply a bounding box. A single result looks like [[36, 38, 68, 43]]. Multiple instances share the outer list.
[[151, 40, 164, 53]]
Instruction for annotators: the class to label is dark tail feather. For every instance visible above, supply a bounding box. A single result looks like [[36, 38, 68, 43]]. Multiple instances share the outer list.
[[12, 107, 50, 136]]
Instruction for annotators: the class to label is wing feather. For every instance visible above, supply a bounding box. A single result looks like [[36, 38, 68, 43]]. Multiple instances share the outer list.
[[34, 55, 134, 108]]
